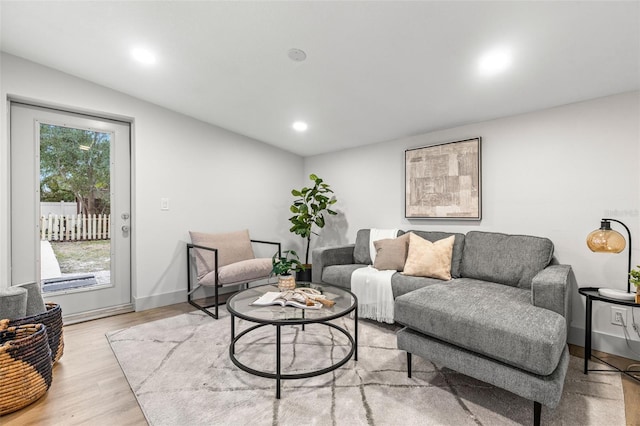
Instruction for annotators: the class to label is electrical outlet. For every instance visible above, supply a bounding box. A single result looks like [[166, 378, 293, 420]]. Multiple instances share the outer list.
[[611, 307, 627, 326]]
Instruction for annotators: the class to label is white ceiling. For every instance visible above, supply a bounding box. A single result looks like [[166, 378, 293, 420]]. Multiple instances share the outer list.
[[1, 1, 639, 156]]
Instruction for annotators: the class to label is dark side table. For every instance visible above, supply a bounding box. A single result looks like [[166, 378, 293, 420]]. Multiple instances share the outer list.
[[578, 287, 640, 382]]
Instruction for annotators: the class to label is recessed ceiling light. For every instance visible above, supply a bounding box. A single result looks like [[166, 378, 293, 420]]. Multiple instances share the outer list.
[[292, 121, 308, 132], [131, 47, 156, 65], [478, 48, 511, 76]]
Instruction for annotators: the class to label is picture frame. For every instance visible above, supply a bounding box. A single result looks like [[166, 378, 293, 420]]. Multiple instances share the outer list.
[[405, 137, 481, 220]]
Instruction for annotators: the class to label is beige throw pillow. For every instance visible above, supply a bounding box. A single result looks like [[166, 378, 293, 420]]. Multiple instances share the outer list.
[[402, 233, 455, 280], [373, 233, 411, 271]]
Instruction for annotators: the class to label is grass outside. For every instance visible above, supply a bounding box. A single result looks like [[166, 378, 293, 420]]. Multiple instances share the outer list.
[[50, 240, 110, 274]]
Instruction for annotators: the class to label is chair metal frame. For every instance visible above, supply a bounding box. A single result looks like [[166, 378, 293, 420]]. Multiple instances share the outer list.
[[186, 240, 281, 319]]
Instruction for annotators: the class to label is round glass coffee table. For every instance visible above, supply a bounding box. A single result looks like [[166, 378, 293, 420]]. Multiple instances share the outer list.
[[227, 283, 358, 399]]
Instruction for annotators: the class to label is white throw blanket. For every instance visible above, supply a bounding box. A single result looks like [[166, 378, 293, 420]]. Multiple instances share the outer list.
[[351, 228, 398, 324]]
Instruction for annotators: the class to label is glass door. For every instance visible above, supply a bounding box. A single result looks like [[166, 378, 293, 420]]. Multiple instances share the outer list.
[[10, 102, 131, 319]]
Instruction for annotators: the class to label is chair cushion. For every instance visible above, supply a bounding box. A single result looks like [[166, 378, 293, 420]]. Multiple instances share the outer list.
[[200, 258, 272, 286], [189, 229, 255, 279], [394, 279, 567, 376], [460, 231, 554, 288]]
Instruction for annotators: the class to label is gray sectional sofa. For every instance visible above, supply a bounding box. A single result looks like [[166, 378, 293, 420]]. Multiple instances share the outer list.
[[312, 229, 575, 426]]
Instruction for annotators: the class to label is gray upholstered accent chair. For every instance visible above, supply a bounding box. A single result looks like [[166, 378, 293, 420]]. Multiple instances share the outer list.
[[187, 229, 280, 319]]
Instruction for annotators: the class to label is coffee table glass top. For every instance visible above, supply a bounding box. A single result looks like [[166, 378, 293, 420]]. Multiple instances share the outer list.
[[227, 283, 356, 324]]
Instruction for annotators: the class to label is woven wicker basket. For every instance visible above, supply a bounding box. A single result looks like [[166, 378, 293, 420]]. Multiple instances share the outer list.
[[0, 321, 53, 415], [9, 303, 64, 363]]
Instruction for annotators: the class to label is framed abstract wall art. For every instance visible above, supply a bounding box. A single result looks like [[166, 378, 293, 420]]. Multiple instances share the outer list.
[[405, 137, 481, 220]]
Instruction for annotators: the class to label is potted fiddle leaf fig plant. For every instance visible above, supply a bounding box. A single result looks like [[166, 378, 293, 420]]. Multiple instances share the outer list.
[[271, 250, 304, 291], [629, 265, 640, 303], [289, 174, 337, 281]]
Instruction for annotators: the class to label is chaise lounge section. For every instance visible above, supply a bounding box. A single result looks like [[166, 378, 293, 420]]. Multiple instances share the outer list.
[[313, 229, 574, 425]]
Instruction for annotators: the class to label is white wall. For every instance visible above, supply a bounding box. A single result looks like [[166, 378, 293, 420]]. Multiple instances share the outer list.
[[0, 53, 304, 309], [2, 52, 638, 357], [305, 91, 640, 359]]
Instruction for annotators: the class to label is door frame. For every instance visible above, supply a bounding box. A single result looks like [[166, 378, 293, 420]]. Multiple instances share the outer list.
[[5, 95, 137, 323]]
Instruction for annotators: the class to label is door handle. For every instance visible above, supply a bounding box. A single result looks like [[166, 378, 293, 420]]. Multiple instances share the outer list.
[[122, 225, 130, 232]]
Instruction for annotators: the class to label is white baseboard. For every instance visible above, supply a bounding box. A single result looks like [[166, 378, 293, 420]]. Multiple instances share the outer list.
[[133, 285, 243, 311], [63, 304, 134, 325], [569, 325, 640, 360], [134, 289, 187, 311]]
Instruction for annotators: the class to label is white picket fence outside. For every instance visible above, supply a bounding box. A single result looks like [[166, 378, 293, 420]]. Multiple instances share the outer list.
[[40, 214, 111, 241], [40, 201, 78, 217]]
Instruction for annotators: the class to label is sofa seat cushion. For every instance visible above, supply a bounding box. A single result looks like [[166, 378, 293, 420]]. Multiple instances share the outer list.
[[391, 274, 445, 299], [200, 258, 272, 286], [394, 279, 567, 375], [322, 264, 367, 289]]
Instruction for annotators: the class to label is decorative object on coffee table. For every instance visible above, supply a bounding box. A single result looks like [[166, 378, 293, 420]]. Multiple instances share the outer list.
[[0, 321, 53, 415], [586, 218, 635, 300], [271, 250, 303, 291], [276, 275, 295, 291]]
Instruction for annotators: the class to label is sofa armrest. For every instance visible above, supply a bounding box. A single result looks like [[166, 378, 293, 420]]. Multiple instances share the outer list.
[[531, 264, 574, 325], [311, 244, 355, 283]]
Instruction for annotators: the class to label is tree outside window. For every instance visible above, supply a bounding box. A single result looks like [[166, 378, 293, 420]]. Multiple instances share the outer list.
[[39, 124, 111, 215]]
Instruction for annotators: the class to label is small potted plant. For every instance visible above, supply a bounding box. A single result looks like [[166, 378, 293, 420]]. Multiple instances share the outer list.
[[629, 265, 640, 303], [272, 250, 304, 291]]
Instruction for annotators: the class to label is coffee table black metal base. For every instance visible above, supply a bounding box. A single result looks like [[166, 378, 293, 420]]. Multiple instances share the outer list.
[[227, 283, 358, 399], [229, 318, 357, 399]]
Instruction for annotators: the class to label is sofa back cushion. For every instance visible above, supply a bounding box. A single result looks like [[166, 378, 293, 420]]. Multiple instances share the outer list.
[[407, 231, 466, 278], [460, 231, 554, 288], [354, 229, 373, 264]]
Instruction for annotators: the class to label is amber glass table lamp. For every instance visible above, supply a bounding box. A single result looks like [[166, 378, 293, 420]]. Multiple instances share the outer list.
[[586, 218, 634, 300]]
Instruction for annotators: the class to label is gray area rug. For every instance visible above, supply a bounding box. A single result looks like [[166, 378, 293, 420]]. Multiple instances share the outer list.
[[107, 308, 625, 425]]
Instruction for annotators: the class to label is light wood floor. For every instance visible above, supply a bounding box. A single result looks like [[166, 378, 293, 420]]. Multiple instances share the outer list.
[[3, 303, 639, 425]]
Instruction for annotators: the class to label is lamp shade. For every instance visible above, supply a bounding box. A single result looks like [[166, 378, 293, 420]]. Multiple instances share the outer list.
[[586, 220, 626, 253]]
